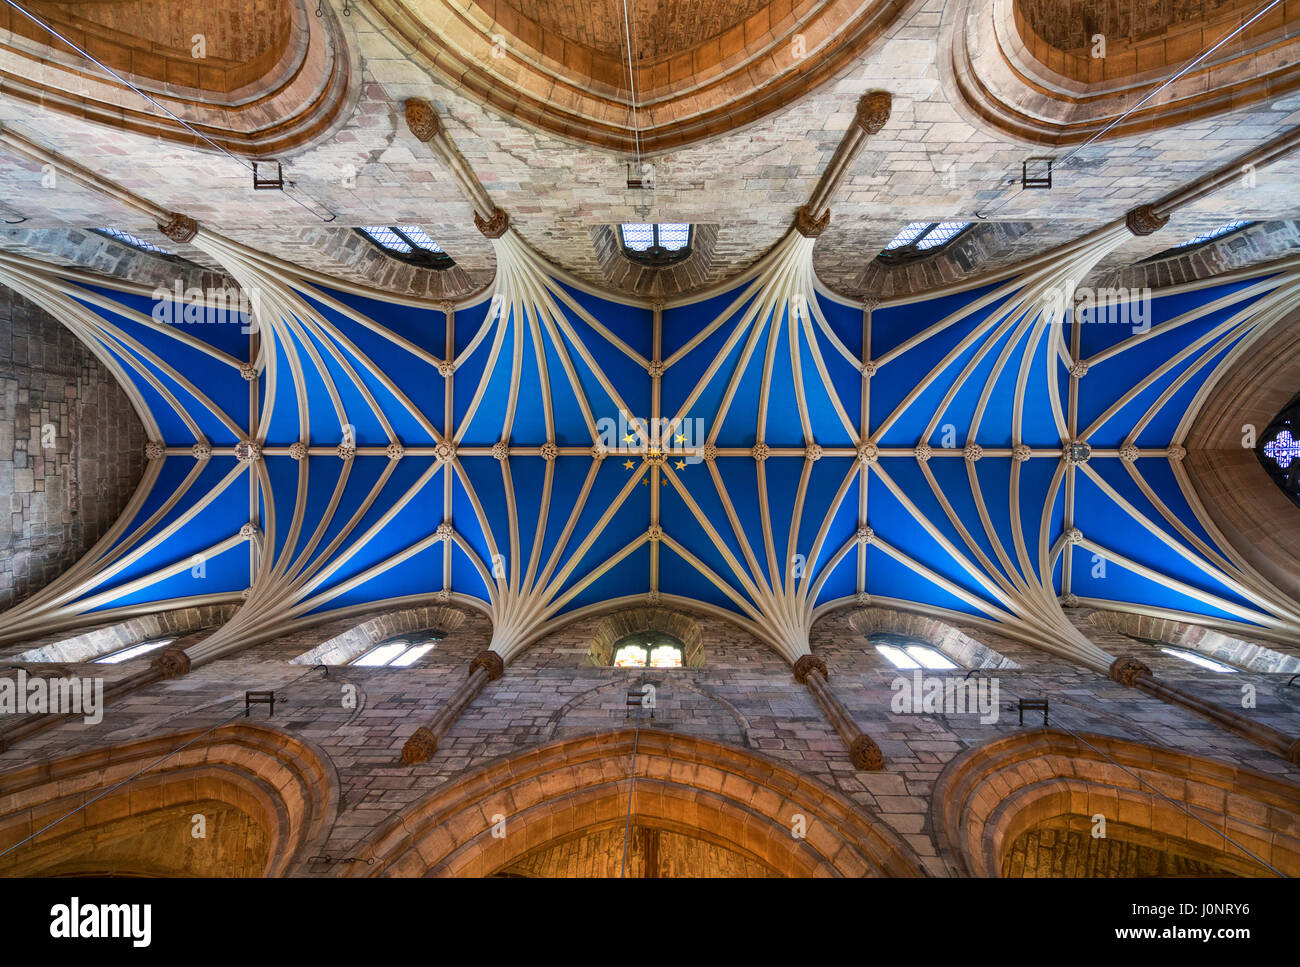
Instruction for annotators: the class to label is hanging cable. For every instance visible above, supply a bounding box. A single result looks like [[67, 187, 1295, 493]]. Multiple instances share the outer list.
[[619, 0, 644, 176], [619, 697, 642, 878], [1, 0, 337, 222], [973, 0, 1287, 221], [993, 681, 1287, 877]]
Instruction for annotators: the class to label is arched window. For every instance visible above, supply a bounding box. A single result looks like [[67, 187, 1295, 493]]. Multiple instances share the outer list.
[[1131, 635, 1239, 673], [1258, 390, 1300, 507], [357, 225, 454, 268], [1139, 220, 1256, 263], [611, 631, 685, 668], [351, 633, 442, 667], [619, 223, 692, 266], [94, 637, 174, 664], [1159, 646, 1237, 674], [869, 633, 959, 670], [94, 228, 173, 256], [877, 221, 971, 262]]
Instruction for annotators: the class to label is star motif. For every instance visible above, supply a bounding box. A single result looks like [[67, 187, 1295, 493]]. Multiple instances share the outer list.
[[675, 433, 685, 444], [675, 459, 686, 470], [622, 459, 635, 470]]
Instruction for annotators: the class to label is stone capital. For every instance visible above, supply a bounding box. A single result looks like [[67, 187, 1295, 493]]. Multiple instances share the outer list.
[[793, 653, 828, 684], [401, 726, 438, 764], [404, 98, 440, 143], [151, 646, 191, 680], [1109, 656, 1153, 687], [794, 205, 831, 238], [157, 212, 198, 243], [850, 733, 885, 771], [470, 649, 505, 681], [1125, 204, 1169, 237], [475, 207, 510, 238], [854, 91, 892, 135]]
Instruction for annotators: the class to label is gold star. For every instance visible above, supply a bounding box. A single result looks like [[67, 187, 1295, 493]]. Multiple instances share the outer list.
[[622, 459, 635, 470], [675, 459, 686, 470], [623, 433, 637, 444], [661, 478, 668, 486], [640, 477, 649, 486], [675, 433, 685, 444]]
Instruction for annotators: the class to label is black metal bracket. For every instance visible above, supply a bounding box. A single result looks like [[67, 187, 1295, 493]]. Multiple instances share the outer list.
[[245, 690, 275, 716], [253, 161, 284, 191], [1022, 158, 1053, 190], [1018, 697, 1049, 726], [625, 685, 654, 719]]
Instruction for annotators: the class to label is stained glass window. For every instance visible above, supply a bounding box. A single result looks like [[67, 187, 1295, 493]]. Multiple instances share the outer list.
[[870, 634, 959, 670], [357, 226, 454, 268], [619, 223, 693, 266], [878, 222, 971, 261], [1264, 429, 1300, 470], [614, 644, 648, 667], [95, 228, 173, 255], [95, 637, 174, 664], [611, 631, 685, 668], [1258, 391, 1300, 507]]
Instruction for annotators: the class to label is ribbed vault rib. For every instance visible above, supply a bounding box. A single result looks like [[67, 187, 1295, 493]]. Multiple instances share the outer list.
[[2, 187, 1300, 679]]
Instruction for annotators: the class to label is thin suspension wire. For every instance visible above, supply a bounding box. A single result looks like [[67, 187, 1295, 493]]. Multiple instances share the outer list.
[[1064, 726, 1286, 877], [620, 716, 641, 878], [0, 664, 328, 860], [974, 0, 1285, 221], [1, 0, 336, 222], [619, 0, 644, 171], [995, 682, 1287, 877]]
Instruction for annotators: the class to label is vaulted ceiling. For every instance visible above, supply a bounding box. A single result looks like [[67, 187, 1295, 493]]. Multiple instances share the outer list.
[[3, 212, 1298, 671]]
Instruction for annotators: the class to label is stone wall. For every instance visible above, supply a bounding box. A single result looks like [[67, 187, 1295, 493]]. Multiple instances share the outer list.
[[0, 286, 147, 609], [1, 600, 1297, 877]]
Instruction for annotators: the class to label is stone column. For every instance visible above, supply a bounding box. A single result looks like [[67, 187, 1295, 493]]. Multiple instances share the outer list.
[[1110, 657, 1300, 764], [794, 654, 884, 771], [0, 646, 191, 752], [401, 650, 504, 764]]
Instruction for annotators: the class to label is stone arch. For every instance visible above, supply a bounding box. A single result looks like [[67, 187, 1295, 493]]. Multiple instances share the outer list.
[[364, 0, 908, 154], [542, 677, 753, 748], [931, 729, 1300, 877], [7, 604, 237, 665], [1087, 220, 1300, 292], [846, 606, 1018, 669], [351, 729, 925, 877], [845, 222, 1037, 300], [1184, 303, 1300, 608], [0, 722, 338, 877], [945, 0, 1300, 146], [291, 603, 469, 666], [589, 224, 722, 297], [0, 0, 356, 156], [584, 606, 704, 667], [1086, 610, 1300, 674]]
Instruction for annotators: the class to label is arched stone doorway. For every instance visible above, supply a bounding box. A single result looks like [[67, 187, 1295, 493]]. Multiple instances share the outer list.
[[932, 729, 1300, 878], [0, 722, 337, 877], [352, 729, 925, 877]]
